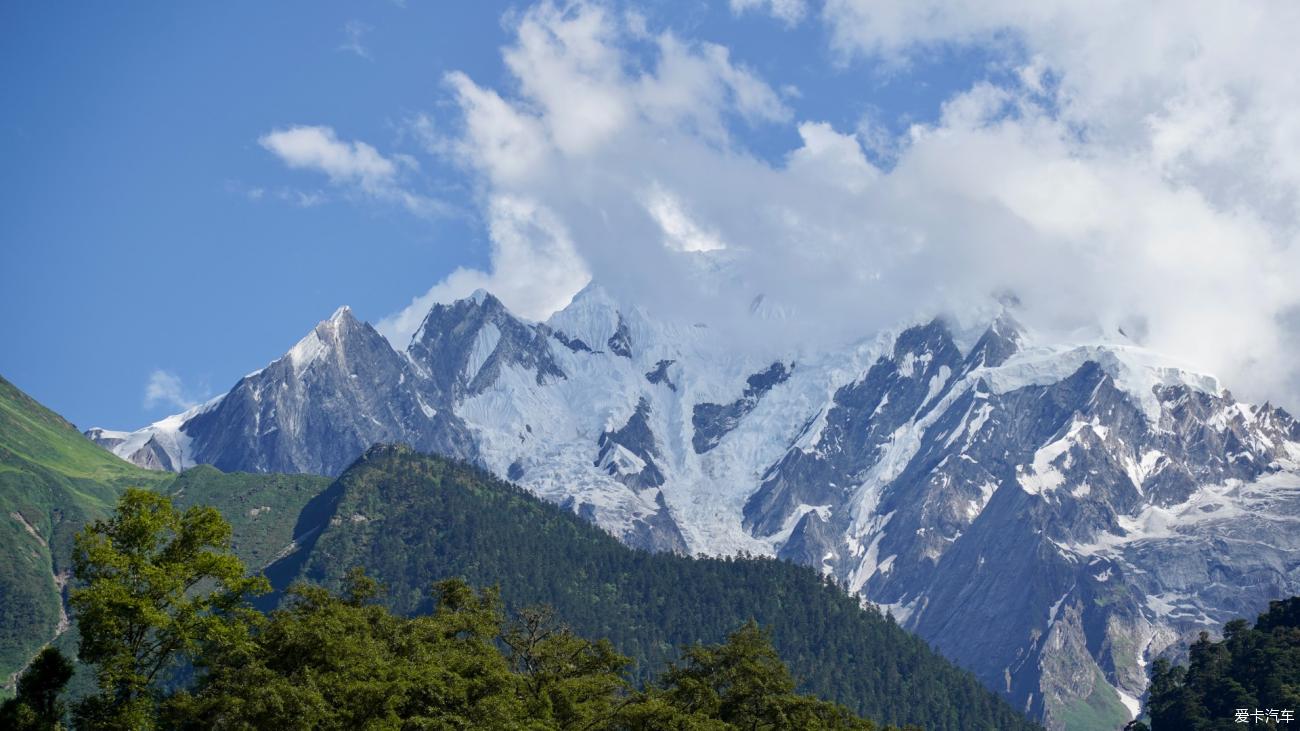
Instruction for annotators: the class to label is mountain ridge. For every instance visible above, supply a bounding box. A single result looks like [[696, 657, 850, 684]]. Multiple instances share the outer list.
[[260, 442, 1042, 731], [1, 378, 1041, 729], [88, 286, 1300, 729]]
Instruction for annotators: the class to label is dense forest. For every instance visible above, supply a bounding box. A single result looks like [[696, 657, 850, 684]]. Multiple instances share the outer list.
[[1127, 596, 1300, 731], [1, 487, 894, 730], [269, 445, 1040, 731], [1, 376, 1039, 730]]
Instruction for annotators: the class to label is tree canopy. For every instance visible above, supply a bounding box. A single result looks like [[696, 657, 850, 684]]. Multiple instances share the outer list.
[[1131, 596, 1300, 731], [47, 487, 900, 730]]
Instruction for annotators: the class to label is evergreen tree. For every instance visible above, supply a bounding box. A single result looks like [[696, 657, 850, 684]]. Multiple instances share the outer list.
[[638, 621, 877, 731], [0, 646, 74, 730], [1146, 597, 1300, 730]]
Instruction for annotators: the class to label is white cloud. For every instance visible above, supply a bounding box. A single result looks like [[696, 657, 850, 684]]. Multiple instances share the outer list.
[[378, 1, 792, 345], [644, 183, 727, 253], [144, 370, 200, 411], [258, 125, 446, 216], [730, 0, 809, 26], [377, 195, 590, 343], [375, 0, 1300, 407], [260, 126, 395, 188], [339, 20, 372, 60]]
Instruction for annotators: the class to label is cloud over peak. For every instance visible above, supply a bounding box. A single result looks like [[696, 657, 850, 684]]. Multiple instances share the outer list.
[[143, 370, 202, 412], [367, 0, 1300, 408]]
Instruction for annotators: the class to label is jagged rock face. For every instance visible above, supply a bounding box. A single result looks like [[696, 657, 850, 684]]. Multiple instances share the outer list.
[[743, 317, 1300, 728], [407, 292, 566, 400], [692, 361, 792, 454], [606, 314, 634, 358], [183, 308, 477, 476], [90, 286, 1300, 729], [596, 397, 667, 491], [645, 359, 676, 391]]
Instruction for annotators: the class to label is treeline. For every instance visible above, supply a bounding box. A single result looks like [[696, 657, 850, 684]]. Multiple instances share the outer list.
[[280, 446, 1039, 731], [1126, 596, 1300, 731], [0, 489, 904, 730]]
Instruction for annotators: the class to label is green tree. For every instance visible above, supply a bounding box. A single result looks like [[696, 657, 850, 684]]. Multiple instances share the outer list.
[[640, 621, 876, 731], [504, 606, 632, 729], [1147, 597, 1300, 730], [163, 572, 525, 730], [0, 646, 74, 730], [69, 488, 267, 730]]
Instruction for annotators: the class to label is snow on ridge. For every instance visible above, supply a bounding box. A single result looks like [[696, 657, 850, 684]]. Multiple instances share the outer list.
[[286, 330, 328, 376], [545, 283, 624, 349], [97, 394, 224, 471], [1063, 470, 1300, 558], [979, 342, 1223, 421]]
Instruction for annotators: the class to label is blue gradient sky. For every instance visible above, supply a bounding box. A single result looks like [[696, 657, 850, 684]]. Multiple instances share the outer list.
[[0, 1, 999, 430]]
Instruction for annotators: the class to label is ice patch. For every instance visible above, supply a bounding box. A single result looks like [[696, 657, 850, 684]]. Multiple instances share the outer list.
[[980, 342, 1222, 422], [416, 393, 437, 419], [1018, 437, 1071, 494], [287, 330, 328, 377], [464, 323, 502, 383], [1116, 688, 1141, 721]]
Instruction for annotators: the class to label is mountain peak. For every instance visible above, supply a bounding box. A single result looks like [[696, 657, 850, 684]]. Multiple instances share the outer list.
[[962, 311, 1025, 370], [408, 290, 513, 352], [546, 282, 628, 354], [563, 281, 619, 312]]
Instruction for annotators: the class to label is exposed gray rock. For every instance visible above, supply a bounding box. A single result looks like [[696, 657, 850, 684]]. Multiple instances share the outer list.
[[550, 329, 593, 353], [181, 307, 476, 476], [745, 316, 1300, 728], [407, 291, 566, 400], [645, 359, 677, 391], [692, 361, 793, 454], [607, 314, 633, 358], [595, 397, 666, 491]]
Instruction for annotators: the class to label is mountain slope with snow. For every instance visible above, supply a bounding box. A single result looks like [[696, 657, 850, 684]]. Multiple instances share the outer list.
[[90, 286, 1300, 730]]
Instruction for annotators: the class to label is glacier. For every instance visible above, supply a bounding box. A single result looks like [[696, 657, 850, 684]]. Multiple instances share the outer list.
[[90, 283, 1300, 730]]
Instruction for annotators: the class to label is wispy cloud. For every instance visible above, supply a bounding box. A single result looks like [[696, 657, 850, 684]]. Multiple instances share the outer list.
[[258, 125, 447, 216], [729, 0, 809, 26], [338, 20, 372, 60], [143, 370, 202, 411]]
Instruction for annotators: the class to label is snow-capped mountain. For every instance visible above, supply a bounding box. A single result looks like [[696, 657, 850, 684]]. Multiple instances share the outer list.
[[90, 285, 1300, 729]]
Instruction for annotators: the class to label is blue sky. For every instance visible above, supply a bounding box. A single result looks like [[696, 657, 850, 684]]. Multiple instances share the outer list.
[[4, 0, 1299, 428], [0, 1, 1000, 430]]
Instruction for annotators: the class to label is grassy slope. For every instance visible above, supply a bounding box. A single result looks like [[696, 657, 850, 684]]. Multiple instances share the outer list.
[[278, 445, 1043, 731], [164, 466, 331, 572], [0, 376, 330, 695], [1056, 668, 1131, 731], [0, 375, 174, 688]]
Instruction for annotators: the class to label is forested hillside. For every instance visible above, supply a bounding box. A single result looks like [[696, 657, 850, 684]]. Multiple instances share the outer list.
[[2, 376, 1040, 729], [2, 487, 890, 730], [1139, 597, 1300, 730], [0, 376, 327, 693], [271, 445, 1041, 731]]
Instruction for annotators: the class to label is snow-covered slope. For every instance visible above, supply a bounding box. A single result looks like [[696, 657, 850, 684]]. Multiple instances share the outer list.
[[89, 285, 1300, 730]]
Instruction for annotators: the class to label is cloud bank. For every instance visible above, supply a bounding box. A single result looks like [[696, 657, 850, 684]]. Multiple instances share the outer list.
[[368, 1, 1300, 407], [143, 369, 201, 412]]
